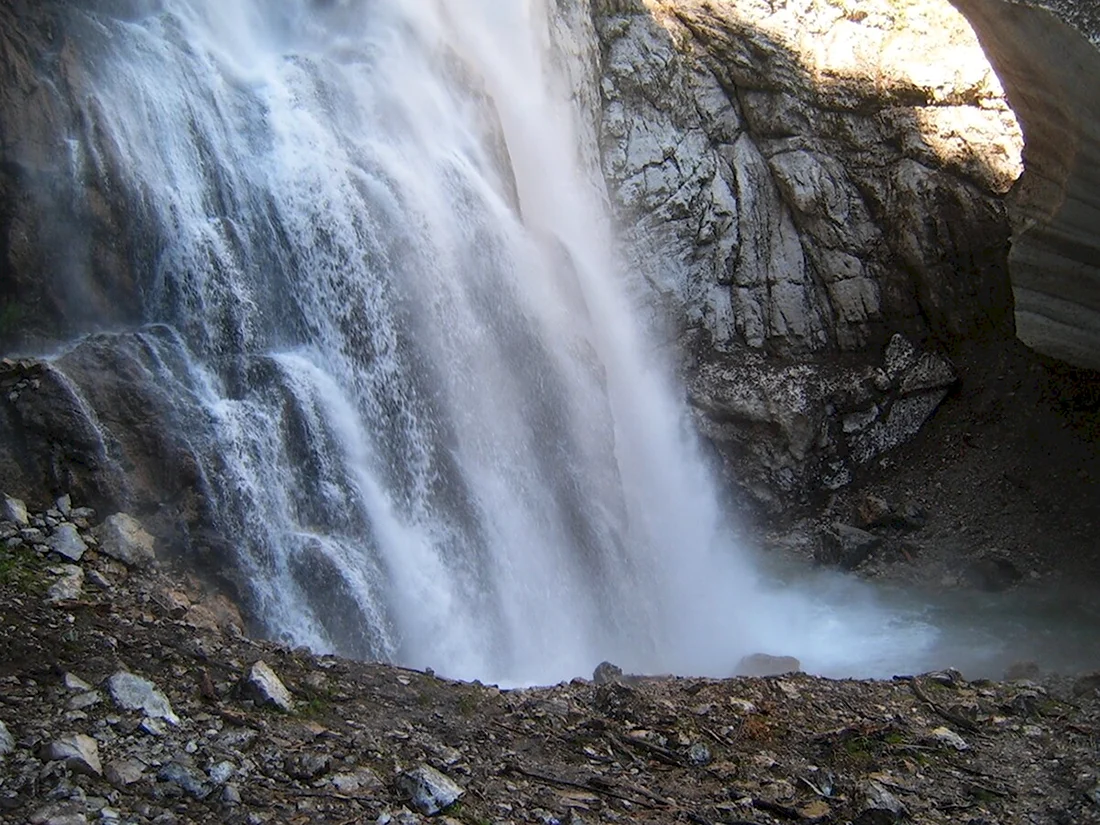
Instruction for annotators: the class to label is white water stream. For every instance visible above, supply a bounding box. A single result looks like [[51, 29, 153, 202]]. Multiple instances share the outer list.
[[46, 0, 989, 684]]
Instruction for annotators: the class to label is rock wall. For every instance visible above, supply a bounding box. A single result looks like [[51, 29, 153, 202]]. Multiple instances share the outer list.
[[592, 0, 1022, 357], [0, 1, 148, 352], [952, 0, 1100, 370], [586, 0, 1026, 510]]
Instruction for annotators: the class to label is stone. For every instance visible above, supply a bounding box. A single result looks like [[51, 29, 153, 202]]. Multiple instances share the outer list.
[[1, 495, 28, 526], [95, 514, 155, 568], [106, 671, 180, 725], [815, 524, 882, 571], [331, 767, 385, 795], [855, 779, 906, 824], [899, 352, 957, 395], [883, 335, 919, 380], [45, 733, 102, 776], [105, 759, 146, 787], [735, 653, 801, 677], [928, 726, 969, 751], [63, 673, 93, 692], [47, 525, 86, 562], [0, 719, 13, 757], [857, 494, 893, 527], [157, 762, 212, 800], [285, 752, 331, 781], [688, 742, 712, 766], [592, 661, 623, 685], [27, 804, 88, 825], [242, 660, 294, 712], [68, 692, 101, 711], [56, 494, 71, 516], [396, 765, 464, 816], [47, 565, 84, 602]]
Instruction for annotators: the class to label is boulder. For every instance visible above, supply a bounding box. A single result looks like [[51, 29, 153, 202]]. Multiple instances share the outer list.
[[46, 565, 84, 602], [396, 764, 465, 816], [592, 661, 623, 684], [95, 513, 155, 568], [106, 671, 180, 725], [44, 733, 101, 776], [242, 660, 294, 712], [1, 496, 28, 526], [47, 524, 87, 563]]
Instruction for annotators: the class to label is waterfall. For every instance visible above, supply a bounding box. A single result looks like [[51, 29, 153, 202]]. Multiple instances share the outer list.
[[39, 0, 942, 684]]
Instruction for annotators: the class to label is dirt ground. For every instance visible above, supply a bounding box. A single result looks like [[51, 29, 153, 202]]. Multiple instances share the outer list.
[[763, 338, 1100, 592], [2, 537, 1100, 825]]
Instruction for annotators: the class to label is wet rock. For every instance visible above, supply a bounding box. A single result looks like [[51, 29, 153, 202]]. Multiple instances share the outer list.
[[815, 524, 881, 570], [396, 764, 465, 816], [95, 514, 155, 568], [45, 733, 102, 776], [592, 661, 623, 685], [884, 335, 919, 380], [855, 779, 906, 823], [106, 671, 180, 725], [242, 660, 293, 711], [0, 719, 13, 757], [47, 565, 84, 602], [735, 653, 801, 677], [1, 495, 28, 526], [48, 525, 87, 562]]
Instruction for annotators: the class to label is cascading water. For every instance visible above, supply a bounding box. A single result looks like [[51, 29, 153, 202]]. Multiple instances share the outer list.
[[37, 0, 964, 684]]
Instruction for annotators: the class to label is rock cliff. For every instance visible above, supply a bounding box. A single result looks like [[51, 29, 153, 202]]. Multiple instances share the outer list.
[[951, 0, 1100, 370], [587, 0, 1025, 509], [592, 0, 1022, 355]]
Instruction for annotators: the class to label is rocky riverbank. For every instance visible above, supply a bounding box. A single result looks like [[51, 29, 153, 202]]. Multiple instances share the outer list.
[[3, 499, 1100, 825]]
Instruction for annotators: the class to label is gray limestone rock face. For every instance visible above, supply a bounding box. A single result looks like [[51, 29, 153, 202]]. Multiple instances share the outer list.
[[106, 671, 180, 725], [593, 0, 1020, 355], [396, 764, 465, 816], [95, 513, 155, 568]]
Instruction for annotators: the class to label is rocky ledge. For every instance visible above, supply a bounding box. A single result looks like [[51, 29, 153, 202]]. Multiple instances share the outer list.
[[2, 498, 1100, 825]]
